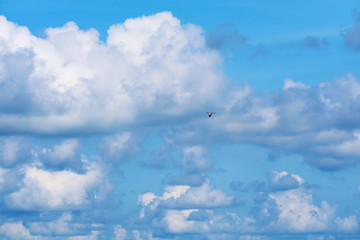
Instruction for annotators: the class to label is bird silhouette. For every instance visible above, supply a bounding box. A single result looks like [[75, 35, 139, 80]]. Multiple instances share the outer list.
[[206, 112, 215, 117]]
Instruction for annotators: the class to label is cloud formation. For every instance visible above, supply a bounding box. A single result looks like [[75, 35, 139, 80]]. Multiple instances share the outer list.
[[0, 9, 359, 239], [163, 74, 360, 171], [0, 13, 224, 135], [269, 170, 304, 191], [6, 161, 111, 210]]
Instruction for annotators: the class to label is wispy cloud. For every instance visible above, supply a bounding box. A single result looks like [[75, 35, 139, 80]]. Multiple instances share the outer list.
[[343, 13, 360, 51]]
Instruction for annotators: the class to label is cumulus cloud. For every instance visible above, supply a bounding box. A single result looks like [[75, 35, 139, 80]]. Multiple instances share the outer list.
[[0, 222, 33, 240], [6, 161, 111, 210], [2, 12, 360, 173], [0, 13, 224, 135], [265, 189, 336, 232], [258, 188, 358, 233], [335, 215, 358, 233], [137, 179, 234, 223], [113, 225, 127, 240], [99, 132, 139, 162], [343, 14, 360, 51], [269, 170, 304, 191], [182, 146, 213, 172], [160, 180, 233, 209], [282, 78, 309, 90], [165, 74, 360, 171], [40, 139, 83, 170], [162, 209, 257, 235], [0, 167, 21, 193], [29, 212, 86, 236], [0, 137, 32, 167]]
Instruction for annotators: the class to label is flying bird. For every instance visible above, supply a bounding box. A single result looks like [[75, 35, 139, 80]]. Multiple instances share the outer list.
[[206, 112, 215, 117]]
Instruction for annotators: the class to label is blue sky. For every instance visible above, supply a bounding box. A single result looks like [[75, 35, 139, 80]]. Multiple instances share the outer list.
[[0, 0, 360, 239]]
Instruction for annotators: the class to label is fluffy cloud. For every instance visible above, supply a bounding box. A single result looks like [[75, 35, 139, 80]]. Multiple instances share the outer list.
[[0, 13, 224, 135], [0, 137, 32, 167], [2, 12, 360, 173], [0, 222, 33, 240], [269, 170, 304, 191], [265, 189, 336, 232], [113, 225, 127, 240], [162, 209, 256, 235], [40, 139, 82, 170], [182, 146, 212, 172], [6, 161, 111, 210], [139, 179, 234, 213], [29, 212, 86, 236], [164, 74, 360, 171], [135, 179, 255, 237], [99, 132, 139, 163], [258, 188, 358, 234]]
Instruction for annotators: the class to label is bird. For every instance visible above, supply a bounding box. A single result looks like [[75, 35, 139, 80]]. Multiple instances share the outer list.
[[206, 112, 215, 117]]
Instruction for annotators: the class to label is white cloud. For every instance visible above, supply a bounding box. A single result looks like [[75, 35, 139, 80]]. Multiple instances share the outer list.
[[335, 216, 358, 232], [99, 132, 138, 162], [132, 230, 142, 240], [40, 139, 82, 169], [68, 231, 100, 240], [167, 74, 360, 171], [162, 209, 256, 235], [267, 189, 335, 232], [258, 188, 359, 234], [113, 225, 127, 240], [163, 209, 210, 234], [29, 212, 86, 236], [283, 78, 309, 90], [137, 179, 234, 225], [0, 137, 31, 167], [156, 179, 233, 209], [182, 146, 212, 172], [6, 161, 111, 210], [0, 222, 33, 240], [269, 170, 304, 191], [0, 12, 224, 135]]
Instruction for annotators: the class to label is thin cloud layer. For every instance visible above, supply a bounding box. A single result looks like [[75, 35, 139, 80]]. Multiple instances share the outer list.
[[344, 14, 360, 51]]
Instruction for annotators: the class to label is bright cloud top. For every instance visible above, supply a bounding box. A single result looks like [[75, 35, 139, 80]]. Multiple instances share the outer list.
[[0, 12, 224, 135], [6, 161, 111, 210]]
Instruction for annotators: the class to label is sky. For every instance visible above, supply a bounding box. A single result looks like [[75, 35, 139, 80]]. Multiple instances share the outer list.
[[0, 0, 360, 239]]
